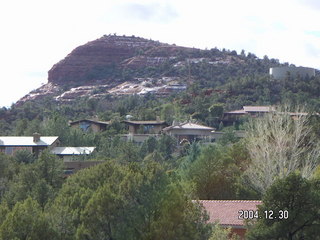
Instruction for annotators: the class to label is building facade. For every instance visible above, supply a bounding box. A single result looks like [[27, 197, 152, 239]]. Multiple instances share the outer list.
[[70, 119, 110, 132], [270, 66, 315, 80], [163, 122, 215, 144]]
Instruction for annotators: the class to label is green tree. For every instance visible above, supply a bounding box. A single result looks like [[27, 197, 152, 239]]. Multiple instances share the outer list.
[[14, 150, 35, 164], [161, 103, 176, 124], [36, 150, 64, 188], [14, 118, 28, 135], [48, 161, 127, 239], [76, 184, 125, 240], [43, 113, 70, 145], [209, 223, 239, 240], [3, 151, 63, 208], [157, 135, 177, 160], [23, 119, 43, 136], [0, 197, 57, 240], [140, 136, 158, 156], [188, 144, 239, 199], [247, 173, 320, 239], [150, 185, 211, 240], [0, 202, 9, 226], [49, 160, 211, 239]]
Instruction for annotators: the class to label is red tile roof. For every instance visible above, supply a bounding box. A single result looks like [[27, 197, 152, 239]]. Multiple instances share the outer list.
[[197, 200, 262, 227]]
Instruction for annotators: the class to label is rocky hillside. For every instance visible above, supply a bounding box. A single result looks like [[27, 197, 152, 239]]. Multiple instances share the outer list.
[[17, 34, 282, 105]]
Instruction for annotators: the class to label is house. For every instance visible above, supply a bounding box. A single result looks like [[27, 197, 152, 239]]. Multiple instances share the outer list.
[[121, 118, 168, 143], [198, 200, 262, 239], [0, 133, 59, 156], [163, 122, 215, 144], [69, 119, 110, 132], [222, 106, 275, 124], [223, 106, 314, 124], [224, 106, 275, 119], [123, 117, 168, 135], [51, 147, 96, 161]]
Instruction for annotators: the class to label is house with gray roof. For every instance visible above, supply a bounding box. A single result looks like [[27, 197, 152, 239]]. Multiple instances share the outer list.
[[0, 133, 59, 156], [163, 122, 215, 144], [123, 117, 168, 135], [69, 119, 110, 132]]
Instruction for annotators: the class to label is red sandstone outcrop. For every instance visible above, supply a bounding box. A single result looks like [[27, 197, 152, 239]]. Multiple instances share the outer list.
[[48, 35, 166, 85]]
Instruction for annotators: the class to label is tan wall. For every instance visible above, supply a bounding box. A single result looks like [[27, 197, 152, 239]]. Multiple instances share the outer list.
[[127, 134, 161, 143], [128, 124, 166, 134], [152, 125, 165, 134], [169, 129, 213, 136], [71, 122, 104, 133], [128, 125, 137, 134], [90, 123, 101, 133]]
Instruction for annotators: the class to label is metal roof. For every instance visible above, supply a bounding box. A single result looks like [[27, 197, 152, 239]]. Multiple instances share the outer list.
[[51, 147, 95, 155], [0, 136, 58, 146]]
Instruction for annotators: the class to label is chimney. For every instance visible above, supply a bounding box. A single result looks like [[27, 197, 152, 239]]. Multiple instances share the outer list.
[[33, 133, 41, 143]]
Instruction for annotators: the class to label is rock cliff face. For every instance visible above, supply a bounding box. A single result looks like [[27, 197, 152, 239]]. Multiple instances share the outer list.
[[48, 35, 168, 85]]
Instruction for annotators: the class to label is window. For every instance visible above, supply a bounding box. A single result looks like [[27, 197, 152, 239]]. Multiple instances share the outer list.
[[80, 122, 91, 131]]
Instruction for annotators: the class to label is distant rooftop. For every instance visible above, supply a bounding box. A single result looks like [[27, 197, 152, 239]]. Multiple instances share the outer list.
[[163, 122, 215, 131], [0, 136, 58, 146], [69, 119, 110, 125], [243, 106, 275, 112], [225, 105, 274, 114], [197, 200, 262, 227], [225, 106, 312, 116]]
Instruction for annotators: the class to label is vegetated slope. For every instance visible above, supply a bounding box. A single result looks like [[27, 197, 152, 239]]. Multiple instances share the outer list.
[[17, 34, 284, 105]]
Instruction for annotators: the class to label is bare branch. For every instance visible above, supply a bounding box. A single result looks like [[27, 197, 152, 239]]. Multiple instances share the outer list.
[[244, 105, 320, 194]]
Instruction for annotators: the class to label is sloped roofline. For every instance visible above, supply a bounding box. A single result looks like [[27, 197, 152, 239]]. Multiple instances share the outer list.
[[0, 136, 59, 146], [122, 120, 168, 125], [69, 119, 110, 125], [163, 121, 215, 131]]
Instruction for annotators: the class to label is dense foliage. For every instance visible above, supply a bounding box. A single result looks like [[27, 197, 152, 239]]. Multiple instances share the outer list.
[[247, 173, 320, 239]]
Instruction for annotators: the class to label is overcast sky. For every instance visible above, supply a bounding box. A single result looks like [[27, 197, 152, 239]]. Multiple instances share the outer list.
[[0, 0, 319, 107]]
